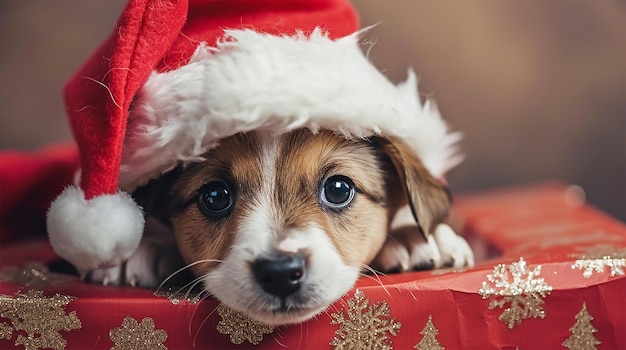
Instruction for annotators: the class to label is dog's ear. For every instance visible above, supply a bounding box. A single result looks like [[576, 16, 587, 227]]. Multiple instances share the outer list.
[[375, 137, 452, 238], [132, 168, 181, 226]]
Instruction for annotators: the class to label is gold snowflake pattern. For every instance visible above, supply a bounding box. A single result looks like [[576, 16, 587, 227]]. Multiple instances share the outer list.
[[478, 258, 552, 329], [0, 263, 75, 287], [570, 245, 626, 278], [430, 267, 467, 276], [0, 289, 81, 350], [153, 287, 202, 305], [1, 321, 13, 340], [110, 316, 167, 350], [330, 289, 402, 350], [216, 304, 275, 345], [562, 303, 601, 350], [414, 315, 444, 350]]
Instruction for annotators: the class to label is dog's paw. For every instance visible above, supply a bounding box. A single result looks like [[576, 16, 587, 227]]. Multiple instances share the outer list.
[[84, 218, 189, 287], [371, 224, 473, 273], [85, 239, 186, 288], [371, 226, 443, 272], [86, 240, 161, 287], [433, 224, 475, 268], [85, 265, 124, 286]]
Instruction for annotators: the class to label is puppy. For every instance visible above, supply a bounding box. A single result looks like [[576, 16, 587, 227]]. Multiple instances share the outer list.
[[88, 128, 473, 325]]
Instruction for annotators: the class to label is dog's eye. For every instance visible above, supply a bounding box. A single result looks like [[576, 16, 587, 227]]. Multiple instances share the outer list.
[[198, 181, 234, 218], [320, 175, 355, 209]]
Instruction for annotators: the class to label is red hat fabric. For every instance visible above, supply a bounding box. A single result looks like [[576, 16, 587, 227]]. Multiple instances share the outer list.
[[47, 0, 460, 272]]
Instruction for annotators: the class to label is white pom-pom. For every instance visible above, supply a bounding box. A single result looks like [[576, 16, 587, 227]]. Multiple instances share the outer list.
[[47, 186, 145, 271]]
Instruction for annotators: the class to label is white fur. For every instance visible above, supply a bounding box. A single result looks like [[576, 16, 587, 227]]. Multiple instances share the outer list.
[[86, 218, 180, 287], [207, 218, 357, 325], [390, 205, 418, 230], [46, 186, 144, 271], [374, 222, 474, 272], [120, 28, 461, 191], [433, 223, 475, 268]]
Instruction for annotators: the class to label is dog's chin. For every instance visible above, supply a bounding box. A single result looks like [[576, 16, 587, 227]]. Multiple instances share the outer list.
[[206, 271, 360, 326], [214, 288, 349, 326], [244, 304, 327, 326]]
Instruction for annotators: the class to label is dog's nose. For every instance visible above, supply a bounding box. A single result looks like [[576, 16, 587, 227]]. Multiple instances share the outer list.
[[253, 254, 306, 298]]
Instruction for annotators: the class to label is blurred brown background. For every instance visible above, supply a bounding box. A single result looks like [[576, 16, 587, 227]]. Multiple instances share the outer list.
[[1, 1, 624, 221]]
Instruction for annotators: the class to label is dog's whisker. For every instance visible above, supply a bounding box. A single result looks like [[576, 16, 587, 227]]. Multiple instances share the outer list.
[[157, 259, 222, 291], [183, 277, 206, 300], [192, 299, 220, 347], [297, 320, 306, 349], [360, 265, 385, 281], [189, 287, 213, 323], [168, 275, 203, 296], [365, 264, 422, 299], [360, 265, 391, 297], [322, 303, 340, 319], [193, 313, 212, 347], [406, 287, 418, 301], [362, 264, 389, 278], [170, 275, 204, 301], [192, 290, 211, 305], [271, 333, 289, 348]]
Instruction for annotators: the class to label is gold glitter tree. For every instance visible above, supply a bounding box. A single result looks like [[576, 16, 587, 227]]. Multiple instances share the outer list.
[[414, 315, 444, 350], [562, 303, 601, 350], [216, 304, 275, 345], [478, 258, 552, 329], [330, 289, 402, 350], [0, 289, 81, 350], [110, 316, 168, 350]]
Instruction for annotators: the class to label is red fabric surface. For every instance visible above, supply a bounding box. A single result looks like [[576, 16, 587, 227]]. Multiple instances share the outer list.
[[1, 183, 625, 349], [0, 270, 622, 349], [0, 144, 79, 242]]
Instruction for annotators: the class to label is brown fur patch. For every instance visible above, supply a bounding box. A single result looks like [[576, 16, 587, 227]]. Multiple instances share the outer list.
[[273, 130, 395, 266], [167, 133, 266, 275], [375, 137, 452, 237]]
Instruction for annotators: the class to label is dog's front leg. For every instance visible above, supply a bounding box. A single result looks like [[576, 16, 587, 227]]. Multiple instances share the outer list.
[[371, 223, 474, 273], [85, 218, 185, 287]]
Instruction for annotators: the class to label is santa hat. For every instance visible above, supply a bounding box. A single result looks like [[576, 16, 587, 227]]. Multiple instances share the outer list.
[[47, 0, 462, 272]]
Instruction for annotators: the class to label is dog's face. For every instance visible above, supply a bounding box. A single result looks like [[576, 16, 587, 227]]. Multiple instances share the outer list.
[[143, 129, 451, 325]]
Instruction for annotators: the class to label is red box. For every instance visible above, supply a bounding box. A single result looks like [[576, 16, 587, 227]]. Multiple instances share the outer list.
[[1, 183, 624, 349]]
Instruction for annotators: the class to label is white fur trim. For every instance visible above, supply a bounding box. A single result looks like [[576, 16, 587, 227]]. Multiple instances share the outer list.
[[121, 28, 462, 190], [47, 186, 145, 271]]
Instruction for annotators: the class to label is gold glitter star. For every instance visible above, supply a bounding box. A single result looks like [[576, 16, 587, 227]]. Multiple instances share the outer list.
[[216, 304, 275, 345], [330, 289, 402, 350], [0, 289, 81, 350], [414, 315, 444, 350], [478, 258, 552, 329], [571, 244, 626, 278], [562, 303, 601, 350], [110, 316, 167, 350]]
